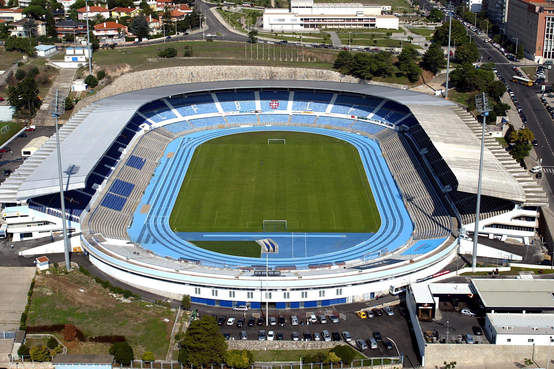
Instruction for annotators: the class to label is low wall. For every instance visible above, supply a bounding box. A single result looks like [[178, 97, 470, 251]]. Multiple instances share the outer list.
[[74, 66, 360, 112], [8, 363, 54, 369], [424, 343, 552, 369], [228, 340, 340, 351]]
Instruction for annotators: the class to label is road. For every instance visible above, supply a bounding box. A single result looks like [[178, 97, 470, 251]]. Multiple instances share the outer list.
[[467, 28, 554, 203]]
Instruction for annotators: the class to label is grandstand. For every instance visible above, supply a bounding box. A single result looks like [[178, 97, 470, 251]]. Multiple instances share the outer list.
[[0, 80, 544, 307]]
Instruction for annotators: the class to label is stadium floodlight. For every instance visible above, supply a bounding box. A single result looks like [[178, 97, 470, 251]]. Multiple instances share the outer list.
[[472, 92, 491, 272], [444, 2, 454, 99], [267, 138, 286, 144], [51, 89, 71, 272], [263, 220, 288, 232]]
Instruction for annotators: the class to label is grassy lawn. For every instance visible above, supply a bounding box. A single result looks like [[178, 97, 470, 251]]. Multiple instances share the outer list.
[[170, 131, 380, 233], [0, 49, 24, 70], [520, 66, 537, 79], [258, 32, 330, 44], [27, 271, 175, 359], [408, 27, 435, 38], [190, 241, 261, 258], [251, 347, 366, 361], [218, 8, 262, 33], [92, 41, 338, 71], [448, 90, 476, 107], [0, 122, 23, 146]]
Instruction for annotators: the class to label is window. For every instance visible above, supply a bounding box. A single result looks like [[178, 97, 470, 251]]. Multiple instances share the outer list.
[[265, 292, 272, 299], [229, 291, 235, 298], [194, 287, 200, 295], [212, 289, 218, 297], [528, 339, 534, 343], [336, 288, 342, 296], [507, 338, 511, 343], [319, 290, 325, 297], [283, 292, 290, 299], [301, 291, 308, 298], [247, 291, 253, 299]]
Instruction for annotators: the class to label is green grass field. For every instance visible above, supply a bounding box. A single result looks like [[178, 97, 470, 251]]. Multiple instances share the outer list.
[[0, 122, 23, 146], [190, 241, 261, 257], [169, 131, 380, 233]]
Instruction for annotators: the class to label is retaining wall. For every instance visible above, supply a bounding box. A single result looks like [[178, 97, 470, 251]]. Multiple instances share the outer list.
[[74, 66, 359, 113], [424, 343, 553, 369]]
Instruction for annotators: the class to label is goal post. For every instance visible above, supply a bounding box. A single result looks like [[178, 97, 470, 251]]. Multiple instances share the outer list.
[[267, 138, 286, 144], [263, 219, 288, 232]]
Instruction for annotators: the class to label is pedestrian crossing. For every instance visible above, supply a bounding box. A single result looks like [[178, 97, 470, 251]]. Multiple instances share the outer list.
[[543, 167, 554, 174]]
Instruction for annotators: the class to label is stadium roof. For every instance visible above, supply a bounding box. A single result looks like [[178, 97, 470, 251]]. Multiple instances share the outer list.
[[471, 279, 554, 310], [0, 80, 524, 202]]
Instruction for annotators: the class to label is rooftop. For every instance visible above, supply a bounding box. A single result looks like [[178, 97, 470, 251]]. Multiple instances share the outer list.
[[472, 279, 554, 309], [35, 44, 56, 51], [0, 8, 23, 12], [77, 6, 109, 12], [94, 21, 126, 30], [487, 313, 554, 335]]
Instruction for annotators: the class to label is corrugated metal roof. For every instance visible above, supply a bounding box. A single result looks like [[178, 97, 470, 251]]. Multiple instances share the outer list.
[[472, 279, 554, 309], [487, 313, 554, 335]]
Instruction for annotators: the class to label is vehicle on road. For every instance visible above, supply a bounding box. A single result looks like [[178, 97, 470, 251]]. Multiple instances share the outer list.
[[512, 75, 534, 87], [342, 331, 352, 342], [356, 310, 367, 319], [24, 125, 36, 132], [226, 317, 235, 326], [233, 305, 248, 311]]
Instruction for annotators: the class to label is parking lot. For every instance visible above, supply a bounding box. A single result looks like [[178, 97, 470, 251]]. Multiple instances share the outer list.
[[197, 301, 420, 366], [420, 307, 490, 345]]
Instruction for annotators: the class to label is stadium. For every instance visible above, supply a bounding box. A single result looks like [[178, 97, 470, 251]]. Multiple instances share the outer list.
[[0, 77, 546, 308]]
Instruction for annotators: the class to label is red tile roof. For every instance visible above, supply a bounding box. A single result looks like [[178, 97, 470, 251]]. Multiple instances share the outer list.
[[94, 21, 126, 30], [77, 5, 109, 13], [36, 256, 49, 263], [110, 7, 137, 12], [0, 8, 24, 12]]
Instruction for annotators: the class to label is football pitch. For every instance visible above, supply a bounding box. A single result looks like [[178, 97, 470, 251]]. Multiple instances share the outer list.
[[169, 131, 381, 233]]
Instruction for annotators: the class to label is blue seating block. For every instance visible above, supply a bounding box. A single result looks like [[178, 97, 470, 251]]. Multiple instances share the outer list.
[[259, 114, 289, 123], [126, 155, 146, 170], [168, 94, 218, 116], [290, 114, 317, 124], [331, 94, 383, 117], [350, 121, 384, 135], [259, 90, 289, 112], [139, 100, 177, 123], [292, 91, 333, 112], [109, 179, 135, 197], [164, 121, 193, 134], [216, 91, 256, 112], [101, 193, 127, 211], [316, 116, 354, 128], [189, 116, 226, 127], [226, 114, 258, 124]]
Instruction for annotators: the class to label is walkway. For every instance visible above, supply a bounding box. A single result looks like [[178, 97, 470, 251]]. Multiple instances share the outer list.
[[34, 67, 76, 126], [328, 31, 342, 48]]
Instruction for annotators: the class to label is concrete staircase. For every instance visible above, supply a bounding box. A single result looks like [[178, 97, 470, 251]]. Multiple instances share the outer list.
[[453, 106, 548, 207], [34, 68, 77, 126]]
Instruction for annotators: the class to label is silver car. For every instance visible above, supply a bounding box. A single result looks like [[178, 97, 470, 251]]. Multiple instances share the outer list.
[[322, 330, 331, 342]]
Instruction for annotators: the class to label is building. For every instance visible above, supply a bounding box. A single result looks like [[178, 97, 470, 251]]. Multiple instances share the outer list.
[[21, 136, 49, 157], [263, 0, 398, 32], [485, 313, 554, 345], [487, 0, 509, 28], [110, 7, 139, 18], [35, 45, 57, 57], [35, 256, 49, 271], [467, 0, 482, 12], [77, 6, 110, 21], [65, 47, 91, 62], [59, 0, 78, 13], [0, 8, 24, 22], [93, 21, 127, 42], [53, 354, 113, 369], [505, 0, 554, 62], [55, 18, 87, 40], [145, 15, 161, 32], [169, 9, 188, 21], [471, 279, 554, 313], [155, 0, 174, 10], [9, 19, 46, 37]]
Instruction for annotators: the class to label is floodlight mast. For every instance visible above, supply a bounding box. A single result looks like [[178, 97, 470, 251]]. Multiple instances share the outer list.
[[444, 3, 454, 99], [472, 92, 491, 272]]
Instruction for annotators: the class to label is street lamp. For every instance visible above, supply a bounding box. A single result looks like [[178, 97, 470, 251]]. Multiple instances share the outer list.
[[84, 0, 92, 75], [513, 37, 519, 57], [472, 92, 491, 272], [444, 2, 454, 99]]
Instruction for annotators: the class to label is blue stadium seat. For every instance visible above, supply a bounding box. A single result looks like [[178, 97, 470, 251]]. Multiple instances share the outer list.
[[316, 116, 354, 128], [259, 114, 289, 123], [167, 94, 218, 116], [216, 91, 256, 113], [290, 114, 317, 124], [350, 121, 384, 135], [292, 91, 333, 112], [259, 90, 289, 112], [331, 94, 383, 117], [226, 114, 258, 124], [101, 193, 127, 211], [139, 100, 177, 123], [164, 121, 193, 134], [109, 179, 135, 197], [126, 155, 146, 170], [189, 116, 226, 127]]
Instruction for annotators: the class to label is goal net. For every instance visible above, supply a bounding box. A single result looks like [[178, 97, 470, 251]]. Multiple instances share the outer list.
[[263, 220, 288, 232], [267, 138, 286, 144]]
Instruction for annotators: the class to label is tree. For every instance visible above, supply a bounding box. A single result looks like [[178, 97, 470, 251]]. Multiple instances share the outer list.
[[428, 8, 443, 22], [487, 80, 506, 100], [47, 336, 58, 349], [516, 44, 524, 59], [96, 70, 106, 80], [130, 15, 149, 41], [432, 19, 468, 46], [180, 294, 191, 310], [225, 350, 253, 369], [158, 47, 177, 58], [8, 77, 41, 117], [109, 342, 134, 365], [509, 127, 534, 144], [248, 29, 257, 43], [15, 69, 26, 81], [30, 345, 51, 362], [398, 45, 421, 82], [178, 315, 226, 366], [23, 5, 46, 19], [455, 42, 479, 64], [64, 96, 74, 111], [330, 345, 355, 365], [333, 50, 354, 74], [421, 43, 446, 74], [17, 344, 30, 358], [141, 351, 155, 362], [85, 74, 98, 88], [493, 102, 510, 116]]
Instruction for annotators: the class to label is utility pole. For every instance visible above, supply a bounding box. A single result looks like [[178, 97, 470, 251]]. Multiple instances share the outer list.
[[84, 0, 92, 75], [265, 252, 269, 326], [472, 92, 491, 272], [513, 37, 519, 56], [52, 89, 71, 271], [445, 3, 453, 99]]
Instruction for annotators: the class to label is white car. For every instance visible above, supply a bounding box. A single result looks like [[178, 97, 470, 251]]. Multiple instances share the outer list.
[[461, 308, 476, 316], [530, 166, 542, 174], [226, 317, 236, 326], [267, 330, 275, 341], [233, 305, 248, 311], [308, 314, 317, 323]]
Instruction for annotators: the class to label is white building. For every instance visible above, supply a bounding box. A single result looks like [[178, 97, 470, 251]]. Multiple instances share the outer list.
[[467, 0, 482, 13], [35, 45, 57, 57], [485, 313, 554, 345], [263, 0, 398, 32]]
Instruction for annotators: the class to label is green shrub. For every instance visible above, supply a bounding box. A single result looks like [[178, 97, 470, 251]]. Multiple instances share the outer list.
[[18, 344, 30, 357], [110, 342, 134, 365], [15, 69, 26, 81], [330, 345, 355, 364], [84, 75, 98, 88], [46, 336, 58, 349], [96, 70, 106, 80], [30, 345, 51, 362], [158, 47, 177, 58]]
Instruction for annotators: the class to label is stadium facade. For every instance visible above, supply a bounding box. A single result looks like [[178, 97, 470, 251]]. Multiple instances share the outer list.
[[0, 80, 545, 307]]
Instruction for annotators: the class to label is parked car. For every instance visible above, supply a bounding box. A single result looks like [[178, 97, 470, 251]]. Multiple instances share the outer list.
[[331, 332, 341, 341], [0, 147, 11, 153], [240, 330, 248, 340], [226, 317, 236, 326], [366, 310, 375, 318], [258, 330, 266, 341], [342, 331, 352, 342], [269, 316, 277, 326], [461, 308, 476, 316], [356, 311, 367, 319], [319, 315, 327, 324], [217, 317, 226, 326], [368, 337, 378, 349], [322, 330, 331, 342], [374, 308, 384, 317], [313, 332, 321, 341], [472, 326, 483, 336], [233, 305, 248, 311], [236, 318, 244, 328], [384, 306, 394, 316], [223, 333, 231, 340], [329, 315, 339, 323], [383, 339, 393, 350], [303, 332, 312, 341], [291, 315, 299, 326], [373, 331, 382, 341], [464, 334, 474, 344], [267, 330, 275, 341], [257, 317, 264, 326], [308, 314, 317, 324], [278, 316, 286, 326], [247, 318, 255, 327], [24, 125, 36, 132], [276, 332, 283, 340], [356, 339, 368, 350], [291, 331, 300, 341]]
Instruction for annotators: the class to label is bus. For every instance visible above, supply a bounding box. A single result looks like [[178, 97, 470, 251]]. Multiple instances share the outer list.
[[512, 75, 534, 86]]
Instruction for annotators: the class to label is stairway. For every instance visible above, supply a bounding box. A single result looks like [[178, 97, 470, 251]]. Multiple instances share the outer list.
[[34, 68, 77, 126]]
